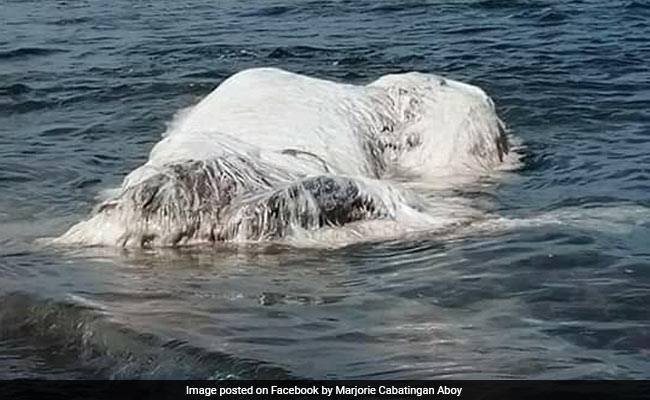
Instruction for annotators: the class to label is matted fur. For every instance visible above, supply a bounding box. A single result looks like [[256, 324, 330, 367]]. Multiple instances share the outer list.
[[55, 68, 515, 247]]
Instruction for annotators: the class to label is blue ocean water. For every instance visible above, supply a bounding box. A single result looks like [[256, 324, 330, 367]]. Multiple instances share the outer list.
[[1, 0, 649, 379]]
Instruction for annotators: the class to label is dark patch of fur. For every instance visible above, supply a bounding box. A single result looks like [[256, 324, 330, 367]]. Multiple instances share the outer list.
[[495, 122, 509, 162], [99, 158, 288, 246], [217, 175, 388, 241], [95, 159, 389, 246]]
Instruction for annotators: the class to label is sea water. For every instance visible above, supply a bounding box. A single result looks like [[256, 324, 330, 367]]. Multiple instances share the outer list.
[[1, 0, 649, 379]]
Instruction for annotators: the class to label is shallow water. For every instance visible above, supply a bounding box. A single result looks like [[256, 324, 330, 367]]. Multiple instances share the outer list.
[[1, 0, 649, 379]]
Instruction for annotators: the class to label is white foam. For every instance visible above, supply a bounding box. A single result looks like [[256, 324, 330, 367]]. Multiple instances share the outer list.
[[456, 203, 650, 240]]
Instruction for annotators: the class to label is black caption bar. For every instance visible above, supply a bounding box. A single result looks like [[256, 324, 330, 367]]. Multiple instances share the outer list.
[[1, 380, 649, 400]]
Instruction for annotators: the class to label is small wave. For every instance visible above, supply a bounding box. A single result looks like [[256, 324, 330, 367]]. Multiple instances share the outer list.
[[51, 16, 93, 26], [538, 8, 568, 24], [0, 83, 33, 96], [443, 26, 500, 35], [518, 142, 553, 173], [0, 99, 53, 116], [624, 0, 650, 11], [186, 44, 260, 59], [369, 2, 431, 14], [0, 47, 67, 60], [267, 45, 333, 59], [267, 47, 293, 59], [475, 0, 535, 10], [334, 54, 371, 66], [239, 5, 294, 17], [0, 293, 294, 379], [38, 126, 78, 138]]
